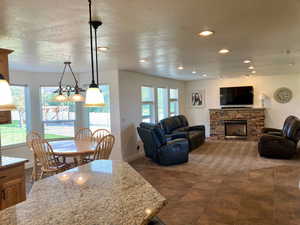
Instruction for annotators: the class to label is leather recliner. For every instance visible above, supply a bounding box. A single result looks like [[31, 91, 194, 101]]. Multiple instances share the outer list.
[[160, 115, 205, 151], [137, 123, 189, 166], [258, 116, 300, 159], [261, 115, 297, 136]]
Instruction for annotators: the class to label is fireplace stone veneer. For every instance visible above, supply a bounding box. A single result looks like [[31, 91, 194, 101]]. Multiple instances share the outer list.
[[209, 108, 265, 141]]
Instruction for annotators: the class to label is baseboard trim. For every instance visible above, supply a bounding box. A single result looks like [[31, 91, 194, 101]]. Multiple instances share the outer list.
[[124, 152, 144, 162]]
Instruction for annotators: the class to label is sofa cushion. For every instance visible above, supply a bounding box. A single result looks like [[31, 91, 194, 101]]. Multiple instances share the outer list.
[[284, 118, 300, 142], [282, 116, 297, 136], [139, 122, 166, 146], [160, 116, 182, 134], [177, 115, 189, 127]]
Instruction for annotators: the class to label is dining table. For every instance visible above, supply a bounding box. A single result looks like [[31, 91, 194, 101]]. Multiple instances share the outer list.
[[50, 139, 98, 166]]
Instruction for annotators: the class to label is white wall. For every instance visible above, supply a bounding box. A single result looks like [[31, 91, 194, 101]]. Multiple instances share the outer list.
[[118, 70, 185, 161], [184, 74, 300, 136]]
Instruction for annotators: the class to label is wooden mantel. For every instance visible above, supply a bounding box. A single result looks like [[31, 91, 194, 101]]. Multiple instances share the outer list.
[[0, 48, 14, 124]]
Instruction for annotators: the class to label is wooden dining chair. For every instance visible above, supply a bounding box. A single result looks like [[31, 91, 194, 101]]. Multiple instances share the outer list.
[[75, 128, 92, 141], [93, 135, 115, 160], [26, 131, 42, 181], [31, 138, 69, 180], [92, 129, 110, 143]]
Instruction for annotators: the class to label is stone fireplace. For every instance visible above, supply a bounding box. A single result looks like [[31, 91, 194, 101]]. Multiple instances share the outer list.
[[209, 108, 265, 140]]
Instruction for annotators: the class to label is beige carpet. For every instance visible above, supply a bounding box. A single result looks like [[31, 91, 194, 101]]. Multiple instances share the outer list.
[[132, 140, 300, 177]]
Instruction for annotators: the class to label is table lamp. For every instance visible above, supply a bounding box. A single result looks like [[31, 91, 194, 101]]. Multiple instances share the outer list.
[[0, 73, 16, 159]]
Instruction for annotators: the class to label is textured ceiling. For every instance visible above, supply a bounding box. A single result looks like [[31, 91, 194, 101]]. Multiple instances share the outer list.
[[1, 0, 300, 80]]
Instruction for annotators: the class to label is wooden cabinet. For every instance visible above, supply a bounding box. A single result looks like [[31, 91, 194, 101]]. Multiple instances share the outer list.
[[0, 48, 13, 125], [0, 163, 26, 210]]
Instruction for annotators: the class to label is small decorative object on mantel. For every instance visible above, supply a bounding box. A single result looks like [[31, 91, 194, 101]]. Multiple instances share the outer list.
[[259, 93, 267, 107], [189, 89, 205, 108], [274, 87, 293, 104]]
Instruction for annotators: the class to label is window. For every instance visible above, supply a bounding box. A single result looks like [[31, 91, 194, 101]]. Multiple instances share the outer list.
[[157, 87, 168, 121], [169, 88, 179, 116], [88, 85, 111, 132], [0, 85, 28, 146], [40, 87, 75, 139], [141, 86, 155, 123]]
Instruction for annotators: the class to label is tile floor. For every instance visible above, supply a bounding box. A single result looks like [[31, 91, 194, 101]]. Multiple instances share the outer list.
[[131, 141, 300, 225]]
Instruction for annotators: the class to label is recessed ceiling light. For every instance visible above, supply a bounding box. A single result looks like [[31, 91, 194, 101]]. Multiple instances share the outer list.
[[139, 59, 147, 63], [243, 60, 251, 64], [97, 47, 109, 52], [202, 74, 207, 77], [218, 49, 230, 54], [251, 70, 256, 74], [177, 66, 184, 70], [192, 71, 197, 74], [198, 30, 214, 37], [248, 66, 254, 70]]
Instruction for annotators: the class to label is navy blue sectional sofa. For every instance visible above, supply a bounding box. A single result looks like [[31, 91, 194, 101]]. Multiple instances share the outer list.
[[160, 115, 205, 151], [137, 122, 189, 166]]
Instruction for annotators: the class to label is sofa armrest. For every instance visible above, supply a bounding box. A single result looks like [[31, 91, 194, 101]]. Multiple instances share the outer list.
[[262, 128, 282, 135], [165, 138, 189, 153], [165, 132, 188, 141], [157, 138, 189, 166], [259, 134, 295, 146], [188, 125, 205, 132]]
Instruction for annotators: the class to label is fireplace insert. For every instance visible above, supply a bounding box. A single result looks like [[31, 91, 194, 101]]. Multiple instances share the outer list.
[[224, 120, 247, 139]]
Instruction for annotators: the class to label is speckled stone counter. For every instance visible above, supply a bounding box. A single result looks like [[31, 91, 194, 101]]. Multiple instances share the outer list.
[[0, 156, 28, 170], [0, 160, 166, 225]]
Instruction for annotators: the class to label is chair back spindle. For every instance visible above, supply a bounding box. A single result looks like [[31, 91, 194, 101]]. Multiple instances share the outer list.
[[92, 129, 110, 143], [93, 135, 115, 160], [31, 139, 58, 172], [75, 128, 92, 141], [26, 131, 42, 150]]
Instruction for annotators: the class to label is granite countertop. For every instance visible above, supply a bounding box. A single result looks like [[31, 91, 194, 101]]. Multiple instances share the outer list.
[[0, 160, 166, 225], [0, 156, 28, 170]]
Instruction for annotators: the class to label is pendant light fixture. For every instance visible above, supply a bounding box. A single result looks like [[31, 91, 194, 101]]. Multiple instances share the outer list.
[[0, 73, 16, 111], [84, 0, 105, 107], [53, 62, 85, 102], [0, 74, 16, 159]]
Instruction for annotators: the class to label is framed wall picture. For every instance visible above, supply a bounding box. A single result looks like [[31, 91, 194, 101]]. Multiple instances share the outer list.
[[189, 89, 205, 108]]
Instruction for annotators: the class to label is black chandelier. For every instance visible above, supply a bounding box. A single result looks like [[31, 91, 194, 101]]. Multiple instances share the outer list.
[[53, 61, 85, 102]]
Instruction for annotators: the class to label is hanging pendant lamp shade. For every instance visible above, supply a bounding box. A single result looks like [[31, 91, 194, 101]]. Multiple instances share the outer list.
[[84, 0, 105, 107], [0, 74, 16, 111], [53, 93, 68, 102], [85, 84, 105, 107], [71, 87, 86, 102]]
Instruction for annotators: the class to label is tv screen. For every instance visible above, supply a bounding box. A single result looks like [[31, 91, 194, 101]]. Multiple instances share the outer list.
[[220, 86, 254, 105]]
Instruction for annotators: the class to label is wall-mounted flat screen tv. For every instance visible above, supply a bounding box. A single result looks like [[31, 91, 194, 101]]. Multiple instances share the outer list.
[[220, 86, 254, 105]]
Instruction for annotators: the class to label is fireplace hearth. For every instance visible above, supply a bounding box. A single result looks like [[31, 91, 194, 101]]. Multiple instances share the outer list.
[[224, 120, 247, 139]]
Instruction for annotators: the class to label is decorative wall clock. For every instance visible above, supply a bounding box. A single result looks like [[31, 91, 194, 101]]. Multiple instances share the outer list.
[[273, 87, 293, 104]]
